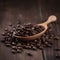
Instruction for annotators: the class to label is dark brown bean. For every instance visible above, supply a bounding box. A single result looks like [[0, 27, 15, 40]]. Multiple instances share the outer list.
[[11, 49, 17, 54], [26, 52, 33, 56]]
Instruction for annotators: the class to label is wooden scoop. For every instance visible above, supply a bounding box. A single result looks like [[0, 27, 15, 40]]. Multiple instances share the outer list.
[[15, 15, 57, 40]]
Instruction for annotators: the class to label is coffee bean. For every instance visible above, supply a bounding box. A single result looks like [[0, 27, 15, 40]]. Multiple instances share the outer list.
[[17, 49, 22, 53], [23, 45, 31, 49], [11, 49, 17, 54], [54, 36, 60, 40], [11, 42, 16, 46], [5, 28, 8, 31], [36, 43, 41, 48], [5, 43, 11, 47], [17, 43, 21, 47], [26, 52, 33, 56], [9, 23, 12, 26], [17, 46, 22, 50], [12, 46, 17, 50], [38, 45, 43, 50], [32, 46, 37, 50], [2, 32, 5, 36]]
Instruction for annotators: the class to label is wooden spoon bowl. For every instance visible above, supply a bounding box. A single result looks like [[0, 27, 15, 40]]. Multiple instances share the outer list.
[[15, 15, 57, 40]]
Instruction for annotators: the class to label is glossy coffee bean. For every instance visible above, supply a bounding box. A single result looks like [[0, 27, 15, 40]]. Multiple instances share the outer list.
[[32, 46, 37, 50], [38, 46, 43, 50], [12, 46, 17, 50], [9, 23, 12, 26], [54, 36, 59, 40], [11, 49, 17, 54], [26, 52, 33, 56], [5, 43, 11, 47], [11, 42, 16, 46], [17, 49, 22, 53], [5, 28, 8, 31], [2, 32, 5, 36], [17, 46, 22, 50], [17, 43, 21, 47]]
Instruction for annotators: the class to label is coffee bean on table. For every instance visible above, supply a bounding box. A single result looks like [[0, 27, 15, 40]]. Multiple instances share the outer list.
[[12, 46, 17, 50], [32, 46, 37, 50], [17, 43, 21, 47], [11, 49, 17, 54], [9, 23, 12, 26], [2, 32, 5, 36], [54, 36, 60, 40], [11, 42, 16, 46], [17, 49, 22, 53], [5, 43, 11, 47], [17, 46, 22, 50], [26, 52, 33, 56], [5, 28, 8, 31]]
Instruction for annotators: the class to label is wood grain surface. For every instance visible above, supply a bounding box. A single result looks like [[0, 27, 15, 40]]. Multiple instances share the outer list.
[[0, 0, 60, 60]]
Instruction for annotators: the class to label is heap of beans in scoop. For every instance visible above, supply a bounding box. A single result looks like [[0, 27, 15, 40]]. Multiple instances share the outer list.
[[1, 22, 59, 54], [13, 23, 44, 37]]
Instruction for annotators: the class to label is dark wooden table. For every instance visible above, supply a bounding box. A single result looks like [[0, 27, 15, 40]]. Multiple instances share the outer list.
[[0, 0, 60, 60]]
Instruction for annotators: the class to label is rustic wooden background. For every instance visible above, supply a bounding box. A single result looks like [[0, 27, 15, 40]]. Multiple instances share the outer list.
[[0, 0, 60, 60]]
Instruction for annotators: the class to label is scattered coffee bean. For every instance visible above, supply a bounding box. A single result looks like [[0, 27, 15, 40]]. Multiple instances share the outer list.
[[11, 42, 16, 46], [9, 23, 12, 26], [5, 28, 8, 31], [11, 49, 17, 54], [12, 46, 17, 50], [26, 52, 33, 56], [2, 32, 5, 36], [32, 46, 37, 50], [54, 36, 60, 40], [17, 49, 22, 53], [5, 43, 11, 47]]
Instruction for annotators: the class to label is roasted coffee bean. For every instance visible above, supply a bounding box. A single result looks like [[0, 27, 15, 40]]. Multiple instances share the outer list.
[[5, 43, 11, 47], [12, 46, 17, 50], [17, 49, 22, 53], [26, 52, 33, 56], [17, 46, 22, 50], [17, 43, 21, 47], [17, 24, 20, 27], [32, 46, 37, 50], [38, 45, 43, 50], [34, 26, 44, 33], [34, 40, 38, 43], [5, 28, 8, 31], [11, 49, 17, 54], [54, 36, 60, 40], [9, 23, 12, 26], [36, 43, 41, 48], [23, 45, 31, 49], [11, 42, 16, 46], [2, 32, 5, 36], [12, 27, 16, 31]]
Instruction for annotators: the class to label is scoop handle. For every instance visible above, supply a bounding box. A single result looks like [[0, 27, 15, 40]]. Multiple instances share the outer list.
[[44, 15, 57, 25]]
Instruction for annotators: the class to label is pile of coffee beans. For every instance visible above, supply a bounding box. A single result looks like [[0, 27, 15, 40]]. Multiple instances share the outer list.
[[12, 23, 44, 37], [1, 22, 56, 54]]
